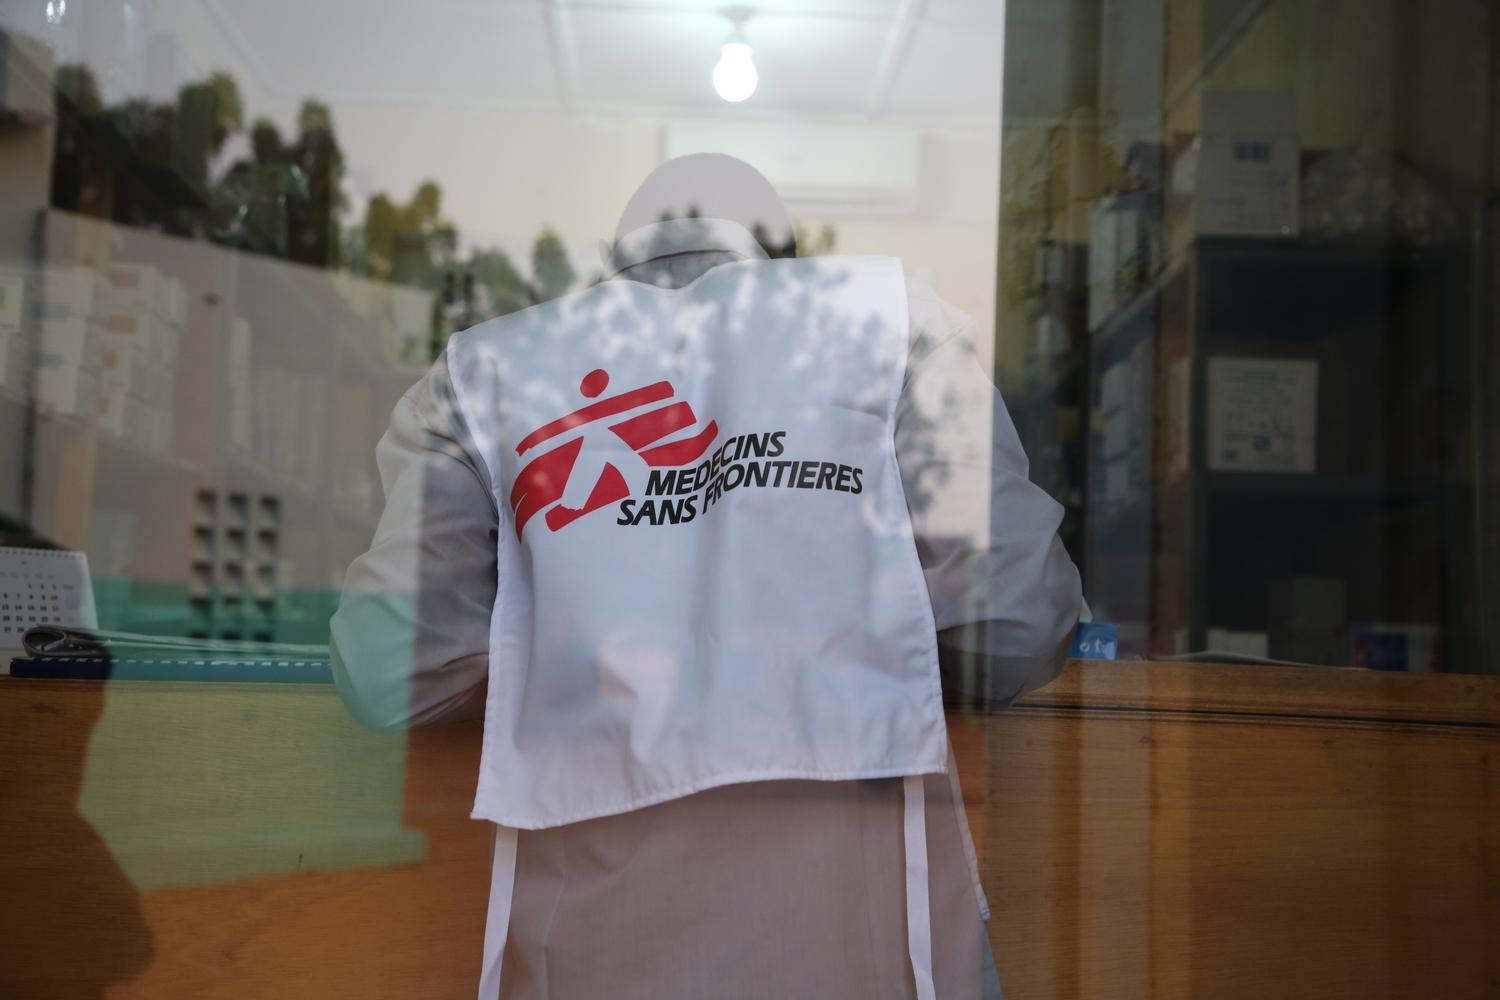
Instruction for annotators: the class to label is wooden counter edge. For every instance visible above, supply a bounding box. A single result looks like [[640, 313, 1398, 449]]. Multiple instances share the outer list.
[[1008, 658, 1500, 728], [7, 657, 1500, 728]]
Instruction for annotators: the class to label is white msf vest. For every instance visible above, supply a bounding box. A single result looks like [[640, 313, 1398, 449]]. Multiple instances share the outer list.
[[446, 255, 951, 999]]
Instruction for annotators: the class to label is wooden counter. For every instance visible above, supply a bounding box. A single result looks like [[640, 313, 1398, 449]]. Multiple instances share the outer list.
[[2, 660, 1497, 998]]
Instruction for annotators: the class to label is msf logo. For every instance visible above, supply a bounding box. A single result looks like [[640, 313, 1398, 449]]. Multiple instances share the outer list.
[[509, 368, 718, 538]]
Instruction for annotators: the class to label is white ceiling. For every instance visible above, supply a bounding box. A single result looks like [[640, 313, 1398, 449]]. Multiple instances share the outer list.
[[198, 0, 1005, 126]]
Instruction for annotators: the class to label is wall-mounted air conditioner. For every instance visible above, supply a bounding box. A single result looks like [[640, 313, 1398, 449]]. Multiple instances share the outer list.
[[666, 120, 920, 214]]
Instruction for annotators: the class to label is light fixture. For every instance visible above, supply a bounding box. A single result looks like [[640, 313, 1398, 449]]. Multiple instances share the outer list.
[[712, 13, 757, 103]]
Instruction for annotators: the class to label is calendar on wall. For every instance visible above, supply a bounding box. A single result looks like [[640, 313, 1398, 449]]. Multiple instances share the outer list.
[[0, 547, 98, 648]]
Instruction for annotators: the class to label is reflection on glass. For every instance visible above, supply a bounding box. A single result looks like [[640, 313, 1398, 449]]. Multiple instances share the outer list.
[[0, 1, 1496, 997]]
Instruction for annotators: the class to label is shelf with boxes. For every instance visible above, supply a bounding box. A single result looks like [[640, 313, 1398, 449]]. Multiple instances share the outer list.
[[12, 210, 436, 644], [1079, 263, 1190, 637], [1012, 240, 1092, 565], [1, 252, 189, 461], [1094, 235, 1471, 667]]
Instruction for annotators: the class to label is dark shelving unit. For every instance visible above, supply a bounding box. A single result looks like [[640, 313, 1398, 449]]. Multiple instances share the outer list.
[[1084, 236, 1473, 666]]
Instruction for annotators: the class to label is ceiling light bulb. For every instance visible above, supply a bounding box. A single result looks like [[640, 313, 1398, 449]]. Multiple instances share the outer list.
[[713, 38, 757, 103]]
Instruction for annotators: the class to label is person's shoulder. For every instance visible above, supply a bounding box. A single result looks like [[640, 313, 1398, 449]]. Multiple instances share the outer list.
[[390, 351, 465, 434], [447, 279, 627, 353], [901, 270, 979, 365]]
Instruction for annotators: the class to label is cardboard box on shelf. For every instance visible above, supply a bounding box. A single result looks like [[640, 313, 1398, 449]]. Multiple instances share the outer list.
[[1167, 89, 1300, 254], [1161, 356, 1192, 479], [1102, 408, 1130, 460], [158, 322, 181, 366], [1125, 338, 1151, 447], [102, 265, 183, 325], [0, 325, 26, 390], [155, 406, 176, 452], [37, 266, 109, 321], [1099, 358, 1129, 414], [1087, 191, 1160, 331], [1206, 627, 1270, 660], [161, 275, 189, 327], [1207, 356, 1318, 473], [1098, 341, 1152, 454], [34, 357, 98, 417], [0, 271, 24, 328], [98, 386, 145, 440], [1269, 577, 1348, 666], [1116, 209, 1143, 305], [1103, 457, 1132, 504], [142, 363, 176, 410], [134, 404, 172, 453], [131, 407, 155, 453], [99, 312, 178, 366], [100, 343, 150, 396], [37, 315, 100, 370], [1351, 623, 1439, 672], [1087, 201, 1119, 331]]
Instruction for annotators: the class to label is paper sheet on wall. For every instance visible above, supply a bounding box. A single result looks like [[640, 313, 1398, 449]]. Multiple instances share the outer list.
[[1207, 357, 1318, 473]]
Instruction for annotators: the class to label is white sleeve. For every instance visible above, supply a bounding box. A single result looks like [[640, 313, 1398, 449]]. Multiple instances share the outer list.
[[895, 278, 1082, 703], [329, 354, 496, 730]]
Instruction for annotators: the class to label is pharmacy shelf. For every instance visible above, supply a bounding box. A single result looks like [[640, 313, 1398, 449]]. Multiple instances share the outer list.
[[1089, 257, 1185, 362]]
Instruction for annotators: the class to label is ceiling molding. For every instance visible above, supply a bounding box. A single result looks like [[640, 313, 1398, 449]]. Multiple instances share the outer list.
[[200, 0, 282, 106], [544, 0, 582, 110], [865, 0, 926, 119], [188, 0, 1000, 130]]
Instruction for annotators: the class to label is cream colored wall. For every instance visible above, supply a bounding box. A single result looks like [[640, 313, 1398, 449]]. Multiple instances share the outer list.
[[65, 4, 1009, 380], [797, 128, 1001, 377], [327, 104, 1004, 377]]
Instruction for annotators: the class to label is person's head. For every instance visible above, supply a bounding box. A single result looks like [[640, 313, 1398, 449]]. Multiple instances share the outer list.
[[613, 153, 795, 258]]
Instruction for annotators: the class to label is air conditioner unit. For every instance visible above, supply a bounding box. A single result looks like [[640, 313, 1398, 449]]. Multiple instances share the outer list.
[[666, 121, 920, 213]]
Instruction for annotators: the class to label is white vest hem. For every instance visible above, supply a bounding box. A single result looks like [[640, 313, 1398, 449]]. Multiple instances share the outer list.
[[471, 758, 948, 829]]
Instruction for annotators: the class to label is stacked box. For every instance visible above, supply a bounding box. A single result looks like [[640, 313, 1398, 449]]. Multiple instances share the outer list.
[[0, 330, 23, 390], [0, 271, 24, 391], [1087, 202, 1118, 332], [1351, 623, 1440, 672], [37, 265, 109, 319], [0, 271, 23, 328], [34, 265, 109, 419], [1095, 338, 1153, 505], [97, 336, 154, 443], [97, 262, 187, 452], [1165, 89, 1300, 259]]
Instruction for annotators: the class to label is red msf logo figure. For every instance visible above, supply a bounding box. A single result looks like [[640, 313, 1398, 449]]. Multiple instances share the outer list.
[[509, 369, 719, 538]]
